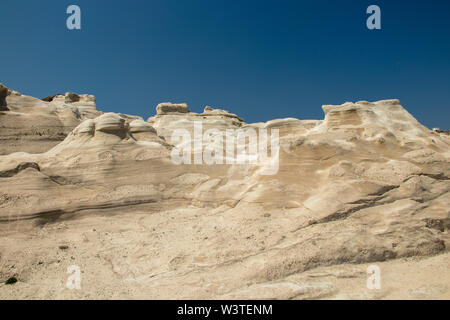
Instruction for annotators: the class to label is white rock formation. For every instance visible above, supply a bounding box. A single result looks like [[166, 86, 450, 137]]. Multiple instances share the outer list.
[[0, 87, 449, 299]]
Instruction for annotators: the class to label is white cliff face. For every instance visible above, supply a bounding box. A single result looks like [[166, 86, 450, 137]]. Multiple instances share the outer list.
[[0, 86, 449, 299]]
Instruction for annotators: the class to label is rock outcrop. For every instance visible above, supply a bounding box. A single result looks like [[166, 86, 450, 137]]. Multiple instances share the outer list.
[[147, 104, 244, 140], [0, 84, 8, 110], [0, 85, 103, 155], [0, 86, 449, 299]]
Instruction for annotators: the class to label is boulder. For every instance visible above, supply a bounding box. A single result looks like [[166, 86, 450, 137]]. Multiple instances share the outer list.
[[95, 113, 127, 132], [156, 102, 189, 115]]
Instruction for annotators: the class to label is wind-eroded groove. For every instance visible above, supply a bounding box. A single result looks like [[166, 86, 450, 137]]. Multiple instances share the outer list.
[[292, 175, 449, 233], [318, 185, 400, 224], [0, 197, 158, 222], [0, 162, 40, 178], [417, 173, 450, 181], [318, 173, 450, 224], [47, 175, 83, 186]]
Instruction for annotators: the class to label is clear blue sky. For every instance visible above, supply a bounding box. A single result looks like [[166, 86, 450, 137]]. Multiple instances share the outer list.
[[1, 0, 449, 128]]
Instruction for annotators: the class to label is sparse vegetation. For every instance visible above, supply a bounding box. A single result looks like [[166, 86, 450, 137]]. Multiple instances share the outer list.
[[5, 277, 17, 285]]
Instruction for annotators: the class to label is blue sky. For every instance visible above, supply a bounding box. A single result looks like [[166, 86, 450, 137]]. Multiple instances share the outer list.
[[1, 0, 449, 128]]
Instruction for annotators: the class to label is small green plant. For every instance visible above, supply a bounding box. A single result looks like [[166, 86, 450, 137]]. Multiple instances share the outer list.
[[5, 277, 17, 285]]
